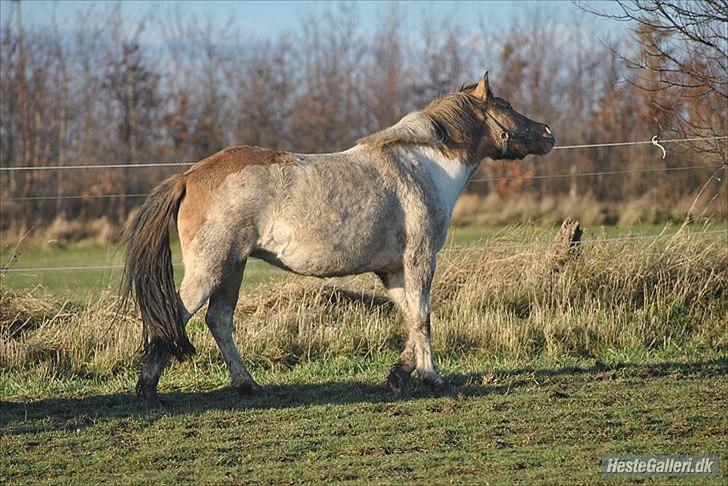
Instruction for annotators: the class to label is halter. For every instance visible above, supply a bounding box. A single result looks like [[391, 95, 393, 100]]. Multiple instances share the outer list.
[[485, 111, 531, 157]]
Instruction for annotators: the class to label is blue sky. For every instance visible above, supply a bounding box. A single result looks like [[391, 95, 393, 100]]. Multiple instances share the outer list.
[[1, 1, 627, 40]]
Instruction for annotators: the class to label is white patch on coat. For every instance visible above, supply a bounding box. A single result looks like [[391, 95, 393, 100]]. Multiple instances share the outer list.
[[409, 145, 476, 221]]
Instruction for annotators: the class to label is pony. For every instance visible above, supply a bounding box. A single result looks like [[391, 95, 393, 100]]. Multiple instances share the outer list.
[[122, 72, 555, 408]]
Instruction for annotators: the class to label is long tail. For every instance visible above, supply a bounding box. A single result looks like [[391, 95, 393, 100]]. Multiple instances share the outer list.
[[120, 175, 195, 362]]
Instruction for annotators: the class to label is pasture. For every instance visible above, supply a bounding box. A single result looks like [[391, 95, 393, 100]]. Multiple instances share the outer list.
[[2, 224, 726, 483], [2, 0, 726, 481], [0, 224, 703, 300]]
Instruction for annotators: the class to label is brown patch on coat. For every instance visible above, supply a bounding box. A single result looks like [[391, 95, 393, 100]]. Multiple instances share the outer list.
[[177, 145, 299, 244]]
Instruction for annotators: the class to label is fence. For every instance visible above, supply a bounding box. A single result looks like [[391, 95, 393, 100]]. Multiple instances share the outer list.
[[1, 134, 726, 274]]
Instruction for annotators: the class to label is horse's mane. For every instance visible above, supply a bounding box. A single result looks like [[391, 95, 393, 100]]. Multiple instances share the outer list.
[[358, 86, 482, 148]]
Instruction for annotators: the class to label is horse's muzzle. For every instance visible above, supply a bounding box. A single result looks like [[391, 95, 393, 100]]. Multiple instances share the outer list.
[[538, 126, 555, 155]]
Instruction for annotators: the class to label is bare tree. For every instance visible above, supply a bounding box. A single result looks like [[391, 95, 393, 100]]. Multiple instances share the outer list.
[[578, 1, 727, 161], [1, 2, 725, 232]]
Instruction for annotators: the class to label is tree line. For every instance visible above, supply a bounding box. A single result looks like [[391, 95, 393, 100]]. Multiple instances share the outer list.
[[1, 1, 725, 230]]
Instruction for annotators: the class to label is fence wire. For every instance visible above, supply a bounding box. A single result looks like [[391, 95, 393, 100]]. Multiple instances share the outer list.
[[0, 135, 725, 172], [2, 229, 725, 274], [1, 164, 724, 202], [1, 134, 725, 276], [468, 164, 723, 184], [551, 135, 728, 150]]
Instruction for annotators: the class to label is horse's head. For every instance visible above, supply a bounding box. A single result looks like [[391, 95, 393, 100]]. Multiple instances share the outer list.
[[468, 72, 555, 161]]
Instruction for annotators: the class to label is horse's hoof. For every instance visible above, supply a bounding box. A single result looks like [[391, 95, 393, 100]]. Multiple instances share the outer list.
[[422, 374, 456, 395], [387, 364, 411, 394], [136, 381, 162, 409], [237, 381, 266, 398]]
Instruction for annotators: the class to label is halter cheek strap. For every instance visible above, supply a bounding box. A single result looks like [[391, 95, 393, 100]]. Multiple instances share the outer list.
[[485, 114, 510, 156], [499, 131, 509, 156], [486, 112, 529, 157]]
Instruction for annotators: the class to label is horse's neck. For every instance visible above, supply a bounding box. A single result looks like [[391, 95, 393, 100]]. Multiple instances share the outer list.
[[406, 145, 478, 219]]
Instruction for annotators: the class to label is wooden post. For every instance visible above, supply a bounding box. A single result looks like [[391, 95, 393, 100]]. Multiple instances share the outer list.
[[550, 218, 583, 270]]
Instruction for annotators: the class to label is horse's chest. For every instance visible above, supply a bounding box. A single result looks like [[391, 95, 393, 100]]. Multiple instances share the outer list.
[[417, 150, 474, 223]]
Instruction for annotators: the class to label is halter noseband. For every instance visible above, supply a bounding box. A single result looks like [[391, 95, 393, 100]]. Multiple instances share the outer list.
[[485, 111, 530, 157]]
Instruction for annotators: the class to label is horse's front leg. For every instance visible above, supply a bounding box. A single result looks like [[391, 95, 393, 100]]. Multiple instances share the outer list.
[[380, 264, 450, 393]]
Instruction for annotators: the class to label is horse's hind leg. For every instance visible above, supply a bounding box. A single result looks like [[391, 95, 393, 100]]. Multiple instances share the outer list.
[[205, 258, 262, 396], [378, 271, 415, 393], [137, 348, 173, 409], [137, 253, 215, 408]]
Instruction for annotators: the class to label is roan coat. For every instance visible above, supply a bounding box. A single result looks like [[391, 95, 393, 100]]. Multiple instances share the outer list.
[[122, 73, 555, 408]]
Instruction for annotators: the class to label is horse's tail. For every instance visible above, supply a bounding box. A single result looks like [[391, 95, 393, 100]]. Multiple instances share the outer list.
[[121, 174, 195, 362]]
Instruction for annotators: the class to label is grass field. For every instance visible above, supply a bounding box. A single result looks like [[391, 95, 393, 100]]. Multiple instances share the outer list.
[[0, 223, 717, 301], [2, 351, 726, 484], [1, 223, 727, 483]]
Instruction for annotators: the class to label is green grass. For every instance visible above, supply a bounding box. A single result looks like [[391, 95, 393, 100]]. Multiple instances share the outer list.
[[1, 223, 717, 301], [0, 241, 285, 301], [1, 223, 726, 483], [2, 350, 726, 484]]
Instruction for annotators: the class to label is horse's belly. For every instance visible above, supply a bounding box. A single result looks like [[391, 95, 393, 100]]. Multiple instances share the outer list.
[[253, 164, 407, 276], [255, 219, 404, 277]]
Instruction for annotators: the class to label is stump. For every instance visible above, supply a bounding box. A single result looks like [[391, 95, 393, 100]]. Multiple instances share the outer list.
[[550, 218, 582, 270]]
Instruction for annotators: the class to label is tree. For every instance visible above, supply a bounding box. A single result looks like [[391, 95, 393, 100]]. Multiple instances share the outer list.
[[578, 1, 727, 162], [103, 33, 163, 220]]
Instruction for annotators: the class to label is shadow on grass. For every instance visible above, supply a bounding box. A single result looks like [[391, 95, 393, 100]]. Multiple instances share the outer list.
[[2, 357, 725, 436], [238, 287, 395, 315]]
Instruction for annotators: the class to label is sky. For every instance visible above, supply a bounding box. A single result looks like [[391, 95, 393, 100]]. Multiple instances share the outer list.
[[1, 0, 628, 40]]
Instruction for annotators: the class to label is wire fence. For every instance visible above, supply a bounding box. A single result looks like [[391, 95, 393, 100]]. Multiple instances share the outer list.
[[2, 133, 727, 203], [550, 135, 728, 150], [0, 161, 195, 172], [468, 164, 723, 184], [2, 229, 726, 274], [3, 193, 148, 202], [0, 134, 726, 276], [1, 164, 723, 202], [0, 135, 725, 173]]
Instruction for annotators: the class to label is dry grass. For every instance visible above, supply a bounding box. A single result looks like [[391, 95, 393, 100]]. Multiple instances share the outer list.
[[453, 193, 608, 226], [0, 216, 119, 249], [3, 190, 724, 249], [1, 228, 726, 380], [451, 191, 726, 227]]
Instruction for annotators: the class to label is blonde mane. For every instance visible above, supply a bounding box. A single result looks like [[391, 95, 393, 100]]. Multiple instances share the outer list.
[[358, 88, 482, 149]]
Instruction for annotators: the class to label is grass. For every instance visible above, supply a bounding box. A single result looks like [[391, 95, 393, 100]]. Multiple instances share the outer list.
[[0, 223, 718, 301], [2, 351, 727, 484], [0, 241, 285, 300], [1, 223, 726, 483]]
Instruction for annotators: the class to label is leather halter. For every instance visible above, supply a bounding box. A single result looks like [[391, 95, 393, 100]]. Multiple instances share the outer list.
[[485, 111, 531, 157]]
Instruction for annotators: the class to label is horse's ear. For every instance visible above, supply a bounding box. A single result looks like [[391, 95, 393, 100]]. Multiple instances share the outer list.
[[472, 72, 493, 102]]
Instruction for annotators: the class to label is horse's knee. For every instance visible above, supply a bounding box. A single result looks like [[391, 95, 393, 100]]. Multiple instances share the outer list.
[[178, 246, 230, 319], [206, 301, 234, 334], [179, 277, 212, 316]]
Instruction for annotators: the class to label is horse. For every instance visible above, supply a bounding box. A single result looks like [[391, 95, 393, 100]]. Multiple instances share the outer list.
[[121, 72, 555, 408]]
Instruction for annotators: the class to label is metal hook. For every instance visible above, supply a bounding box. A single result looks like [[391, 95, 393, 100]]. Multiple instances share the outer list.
[[652, 135, 666, 159]]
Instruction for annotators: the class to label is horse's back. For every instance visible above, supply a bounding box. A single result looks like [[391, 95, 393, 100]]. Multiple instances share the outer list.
[[176, 144, 419, 277]]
